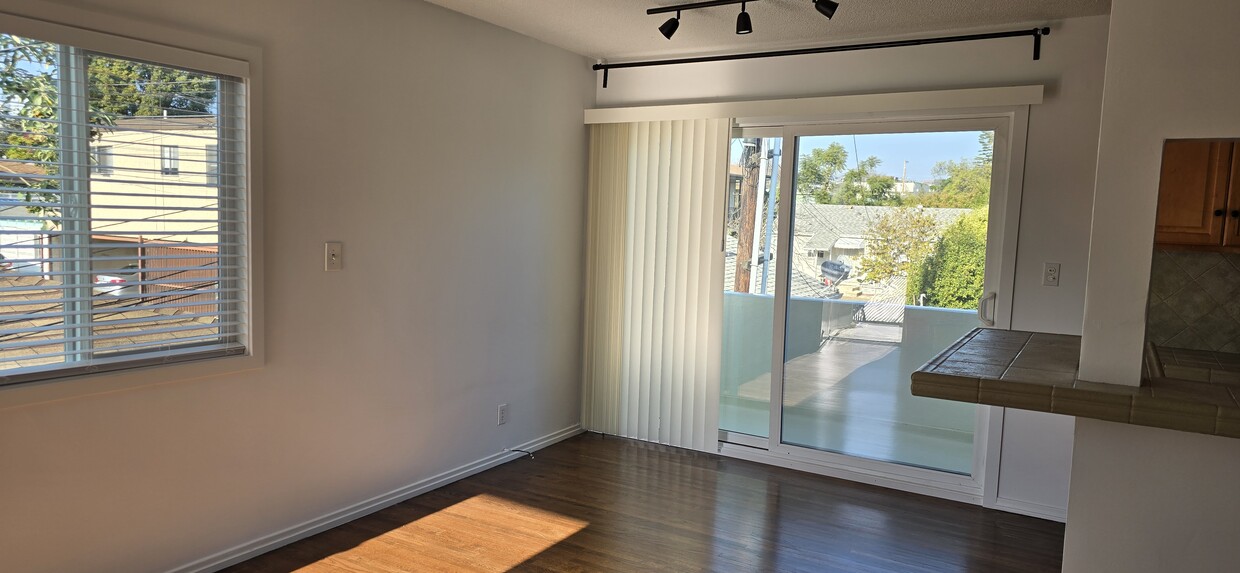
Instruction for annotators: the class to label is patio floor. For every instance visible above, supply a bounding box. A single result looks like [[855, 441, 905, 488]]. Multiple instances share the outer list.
[[720, 323, 976, 474]]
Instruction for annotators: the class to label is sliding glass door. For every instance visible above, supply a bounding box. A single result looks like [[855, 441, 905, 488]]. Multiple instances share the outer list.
[[722, 114, 1023, 490], [720, 131, 780, 439]]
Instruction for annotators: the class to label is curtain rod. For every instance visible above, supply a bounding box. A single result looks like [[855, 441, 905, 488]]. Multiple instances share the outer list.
[[594, 27, 1051, 88]]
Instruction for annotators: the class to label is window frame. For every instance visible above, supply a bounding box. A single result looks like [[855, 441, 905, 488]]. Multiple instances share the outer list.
[[205, 143, 219, 185], [720, 106, 1030, 510], [91, 145, 114, 175], [0, 7, 264, 406], [159, 144, 180, 175]]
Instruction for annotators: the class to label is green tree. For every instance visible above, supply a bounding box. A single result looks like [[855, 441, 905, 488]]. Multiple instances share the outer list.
[[836, 156, 900, 206], [915, 157, 991, 208], [88, 55, 217, 116], [798, 144, 902, 206], [2, 35, 63, 216], [911, 132, 994, 209], [797, 143, 848, 203], [907, 209, 988, 309], [856, 207, 940, 283], [976, 131, 994, 164]]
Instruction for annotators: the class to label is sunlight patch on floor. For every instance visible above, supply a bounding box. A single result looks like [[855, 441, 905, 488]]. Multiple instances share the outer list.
[[295, 494, 588, 572]]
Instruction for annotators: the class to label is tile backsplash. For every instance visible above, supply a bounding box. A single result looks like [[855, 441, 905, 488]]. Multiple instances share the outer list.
[[1146, 249, 1240, 352]]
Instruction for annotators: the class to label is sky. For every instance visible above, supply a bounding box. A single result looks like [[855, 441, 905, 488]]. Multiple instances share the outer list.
[[799, 131, 988, 182], [731, 130, 989, 183]]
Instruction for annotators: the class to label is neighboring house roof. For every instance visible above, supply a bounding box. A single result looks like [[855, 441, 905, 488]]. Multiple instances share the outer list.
[[105, 115, 217, 132], [793, 203, 972, 252], [725, 203, 980, 306], [0, 160, 46, 177], [832, 236, 866, 251], [0, 274, 219, 371], [723, 234, 834, 299]]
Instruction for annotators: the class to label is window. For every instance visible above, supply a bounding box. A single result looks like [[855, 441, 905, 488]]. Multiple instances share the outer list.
[[160, 145, 180, 175], [0, 29, 250, 386], [206, 144, 218, 185], [91, 145, 113, 175]]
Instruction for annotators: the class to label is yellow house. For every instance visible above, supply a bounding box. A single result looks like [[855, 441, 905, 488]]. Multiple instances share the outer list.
[[90, 115, 221, 246]]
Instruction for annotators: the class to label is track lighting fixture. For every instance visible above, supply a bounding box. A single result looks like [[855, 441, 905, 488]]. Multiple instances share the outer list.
[[659, 11, 681, 40], [736, 2, 753, 35], [814, 0, 839, 20], [647, 0, 839, 40], [649, 0, 764, 40]]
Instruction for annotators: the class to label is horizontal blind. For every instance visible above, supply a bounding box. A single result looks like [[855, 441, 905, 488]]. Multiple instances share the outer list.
[[0, 32, 248, 385]]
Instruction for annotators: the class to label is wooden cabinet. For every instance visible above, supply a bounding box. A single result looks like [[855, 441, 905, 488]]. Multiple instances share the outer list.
[[1154, 139, 1238, 247]]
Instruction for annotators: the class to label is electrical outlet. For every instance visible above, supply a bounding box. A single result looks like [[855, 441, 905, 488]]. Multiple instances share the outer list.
[[324, 242, 343, 271], [497, 403, 508, 426], [1043, 262, 1061, 287]]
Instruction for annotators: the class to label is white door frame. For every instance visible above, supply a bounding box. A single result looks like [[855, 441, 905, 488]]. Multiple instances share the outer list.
[[720, 107, 1029, 506]]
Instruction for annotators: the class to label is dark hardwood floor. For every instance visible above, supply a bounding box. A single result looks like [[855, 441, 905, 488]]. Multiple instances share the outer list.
[[222, 433, 1064, 572]]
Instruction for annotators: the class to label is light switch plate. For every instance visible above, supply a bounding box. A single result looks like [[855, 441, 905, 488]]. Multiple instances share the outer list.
[[1043, 262, 1061, 287], [324, 242, 343, 271]]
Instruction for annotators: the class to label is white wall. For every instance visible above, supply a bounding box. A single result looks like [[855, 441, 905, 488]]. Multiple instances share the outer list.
[[1079, 0, 1240, 385], [0, 1, 595, 572], [1065, 420, 1240, 571], [597, 16, 1110, 517], [1066, 0, 1240, 570]]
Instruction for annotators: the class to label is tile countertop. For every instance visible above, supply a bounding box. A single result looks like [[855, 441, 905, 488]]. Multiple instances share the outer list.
[[911, 328, 1240, 439]]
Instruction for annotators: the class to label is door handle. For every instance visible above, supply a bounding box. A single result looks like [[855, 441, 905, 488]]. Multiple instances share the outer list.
[[1215, 209, 1226, 217], [977, 292, 997, 327]]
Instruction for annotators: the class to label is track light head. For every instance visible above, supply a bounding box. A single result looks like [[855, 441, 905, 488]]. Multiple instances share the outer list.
[[659, 12, 681, 40], [736, 3, 753, 35], [814, 0, 839, 19]]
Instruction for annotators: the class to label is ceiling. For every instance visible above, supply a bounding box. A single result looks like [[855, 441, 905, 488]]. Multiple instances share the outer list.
[[421, 0, 1111, 61]]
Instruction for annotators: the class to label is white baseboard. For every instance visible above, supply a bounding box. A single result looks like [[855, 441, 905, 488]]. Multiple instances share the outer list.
[[990, 496, 1067, 523], [171, 424, 584, 573]]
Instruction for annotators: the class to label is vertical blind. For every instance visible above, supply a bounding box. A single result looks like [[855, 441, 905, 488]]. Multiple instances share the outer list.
[[582, 119, 728, 452], [0, 31, 248, 385]]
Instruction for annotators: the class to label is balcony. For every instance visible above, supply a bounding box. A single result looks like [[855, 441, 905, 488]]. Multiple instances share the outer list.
[[721, 292, 979, 474]]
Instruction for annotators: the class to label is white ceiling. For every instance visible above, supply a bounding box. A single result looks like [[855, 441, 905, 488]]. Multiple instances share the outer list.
[[421, 0, 1111, 61]]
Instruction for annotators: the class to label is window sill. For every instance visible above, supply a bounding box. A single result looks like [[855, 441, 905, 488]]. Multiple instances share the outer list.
[[0, 350, 263, 410]]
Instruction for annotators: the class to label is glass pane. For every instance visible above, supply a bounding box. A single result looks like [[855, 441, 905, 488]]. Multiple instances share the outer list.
[[85, 54, 226, 358], [779, 130, 993, 474], [0, 33, 66, 371], [720, 136, 781, 438]]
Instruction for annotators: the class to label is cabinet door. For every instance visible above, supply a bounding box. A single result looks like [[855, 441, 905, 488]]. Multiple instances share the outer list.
[[1153, 140, 1233, 246], [1226, 152, 1240, 246]]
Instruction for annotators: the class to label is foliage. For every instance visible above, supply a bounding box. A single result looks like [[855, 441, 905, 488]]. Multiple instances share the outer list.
[[837, 156, 901, 206], [907, 208, 988, 309], [976, 131, 994, 164], [797, 143, 848, 203], [914, 159, 990, 208], [856, 207, 941, 283], [912, 132, 993, 209], [797, 143, 902, 206], [88, 55, 216, 117], [1, 35, 62, 216]]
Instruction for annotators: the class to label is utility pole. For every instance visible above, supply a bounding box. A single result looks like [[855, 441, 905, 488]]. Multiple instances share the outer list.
[[748, 140, 770, 294], [902, 160, 908, 195], [733, 139, 759, 293]]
